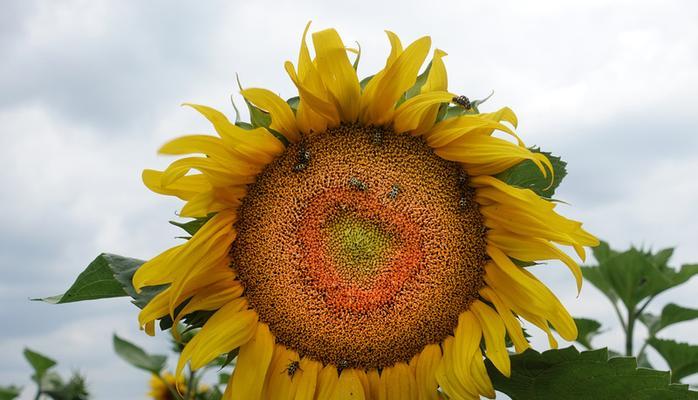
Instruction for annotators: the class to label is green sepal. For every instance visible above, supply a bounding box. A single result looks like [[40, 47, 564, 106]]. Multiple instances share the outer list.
[[352, 42, 361, 71], [640, 303, 698, 337], [359, 75, 374, 90], [486, 346, 698, 399], [170, 213, 215, 237], [235, 74, 271, 129], [648, 338, 698, 382], [287, 96, 300, 114], [494, 148, 567, 199], [34, 253, 166, 309], [113, 334, 167, 374]]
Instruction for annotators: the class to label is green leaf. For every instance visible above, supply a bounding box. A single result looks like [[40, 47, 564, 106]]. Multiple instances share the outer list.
[[34, 253, 165, 309], [487, 346, 698, 399], [170, 214, 215, 237], [23, 348, 56, 383], [494, 148, 567, 198], [0, 386, 21, 400], [573, 318, 603, 349], [592, 240, 617, 264], [641, 303, 698, 336], [600, 249, 666, 311], [648, 338, 698, 382], [113, 334, 166, 374], [581, 265, 617, 302], [42, 373, 89, 400]]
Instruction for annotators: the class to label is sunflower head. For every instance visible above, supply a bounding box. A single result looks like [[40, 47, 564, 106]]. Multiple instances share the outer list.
[[135, 22, 598, 400]]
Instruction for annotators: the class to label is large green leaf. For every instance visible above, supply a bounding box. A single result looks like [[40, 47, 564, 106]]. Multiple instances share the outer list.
[[648, 338, 698, 382], [113, 334, 166, 374], [641, 303, 698, 336], [486, 347, 698, 399], [573, 318, 603, 349], [495, 149, 567, 199], [0, 386, 21, 400], [23, 348, 56, 384], [34, 253, 165, 309]]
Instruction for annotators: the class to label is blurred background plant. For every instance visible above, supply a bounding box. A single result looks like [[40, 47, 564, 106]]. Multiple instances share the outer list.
[[571, 241, 698, 383], [0, 348, 89, 400]]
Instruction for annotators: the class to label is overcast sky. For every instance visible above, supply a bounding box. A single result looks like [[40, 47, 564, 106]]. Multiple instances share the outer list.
[[1, 0, 697, 398]]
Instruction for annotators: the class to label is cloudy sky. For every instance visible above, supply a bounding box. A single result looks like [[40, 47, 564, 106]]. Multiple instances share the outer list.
[[1, 0, 697, 398]]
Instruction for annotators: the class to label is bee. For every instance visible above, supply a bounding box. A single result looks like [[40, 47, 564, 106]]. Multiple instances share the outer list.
[[283, 360, 302, 379], [372, 129, 384, 145], [388, 184, 400, 200], [349, 176, 368, 191], [293, 145, 311, 172], [452, 95, 472, 110], [459, 195, 469, 208], [337, 359, 350, 372]]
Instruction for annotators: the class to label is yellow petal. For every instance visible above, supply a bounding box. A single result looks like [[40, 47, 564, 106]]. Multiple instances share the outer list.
[[382, 362, 416, 400], [293, 358, 322, 400], [366, 369, 384, 400], [314, 365, 339, 400], [360, 36, 432, 125], [415, 343, 441, 400], [264, 346, 300, 400], [412, 49, 448, 135], [424, 114, 519, 148], [470, 300, 511, 377], [142, 169, 211, 200], [312, 29, 361, 122], [159, 134, 236, 165], [479, 287, 529, 353], [393, 91, 454, 133], [226, 322, 275, 400], [336, 369, 366, 400], [177, 299, 257, 376], [241, 88, 301, 142], [434, 336, 479, 400]]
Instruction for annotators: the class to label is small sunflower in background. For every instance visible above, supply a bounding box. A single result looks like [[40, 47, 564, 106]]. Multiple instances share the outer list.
[[148, 372, 208, 400], [134, 22, 597, 399]]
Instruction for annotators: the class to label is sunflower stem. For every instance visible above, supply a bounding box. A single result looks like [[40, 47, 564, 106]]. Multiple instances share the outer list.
[[625, 306, 636, 356]]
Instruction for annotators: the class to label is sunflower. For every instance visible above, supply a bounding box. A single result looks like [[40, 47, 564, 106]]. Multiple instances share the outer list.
[[148, 373, 186, 400], [134, 23, 597, 400]]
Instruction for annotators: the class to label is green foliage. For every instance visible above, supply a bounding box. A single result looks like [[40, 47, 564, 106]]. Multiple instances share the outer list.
[[41, 373, 89, 400], [580, 240, 698, 383], [583, 242, 698, 312], [35, 253, 165, 309], [573, 318, 603, 350], [113, 335, 167, 374], [648, 339, 698, 383], [486, 347, 698, 400], [0, 386, 21, 400], [24, 348, 57, 384], [641, 304, 698, 337], [495, 148, 567, 198]]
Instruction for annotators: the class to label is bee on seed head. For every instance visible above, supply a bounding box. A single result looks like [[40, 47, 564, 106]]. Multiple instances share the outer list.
[[349, 176, 368, 191], [293, 143, 311, 172], [337, 359, 349, 372], [388, 184, 400, 200]]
